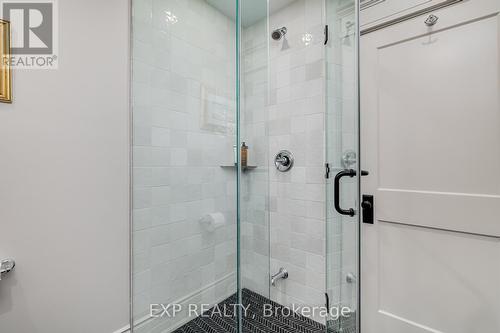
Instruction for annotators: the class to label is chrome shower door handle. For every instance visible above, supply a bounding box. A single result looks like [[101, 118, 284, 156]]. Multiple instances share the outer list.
[[334, 169, 369, 216]]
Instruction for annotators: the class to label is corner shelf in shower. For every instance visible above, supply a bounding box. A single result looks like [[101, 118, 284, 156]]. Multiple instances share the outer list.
[[220, 164, 257, 172]]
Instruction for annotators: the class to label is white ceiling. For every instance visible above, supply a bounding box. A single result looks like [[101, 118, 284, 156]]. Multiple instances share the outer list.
[[205, 0, 296, 27]]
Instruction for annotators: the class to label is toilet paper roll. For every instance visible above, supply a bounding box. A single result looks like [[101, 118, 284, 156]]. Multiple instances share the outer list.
[[199, 212, 226, 232]]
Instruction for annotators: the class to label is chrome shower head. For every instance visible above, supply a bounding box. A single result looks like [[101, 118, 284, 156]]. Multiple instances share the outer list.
[[271, 27, 287, 41]]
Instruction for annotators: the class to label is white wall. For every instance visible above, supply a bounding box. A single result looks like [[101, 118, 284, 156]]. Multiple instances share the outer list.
[[0, 0, 130, 332]]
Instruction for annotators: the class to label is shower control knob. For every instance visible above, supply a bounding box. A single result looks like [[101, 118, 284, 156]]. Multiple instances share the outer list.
[[275, 150, 294, 172]]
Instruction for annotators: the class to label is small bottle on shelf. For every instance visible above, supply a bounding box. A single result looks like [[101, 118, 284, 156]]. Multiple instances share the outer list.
[[241, 142, 248, 167]]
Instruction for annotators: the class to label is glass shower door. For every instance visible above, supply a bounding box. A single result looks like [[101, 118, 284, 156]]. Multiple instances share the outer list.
[[131, 0, 239, 331], [325, 0, 360, 332]]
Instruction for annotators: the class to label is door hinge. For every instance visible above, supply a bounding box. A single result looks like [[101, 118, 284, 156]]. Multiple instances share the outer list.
[[324, 25, 329, 45], [325, 163, 331, 179]]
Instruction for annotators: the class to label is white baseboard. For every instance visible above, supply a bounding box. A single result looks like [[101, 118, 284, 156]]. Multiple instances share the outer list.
[[113, 272, 235, 333], [112, 324, 130, 333]]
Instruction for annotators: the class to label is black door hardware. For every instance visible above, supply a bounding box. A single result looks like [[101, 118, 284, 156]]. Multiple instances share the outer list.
[[362, 195, 374, 224], [334, 169, 369, 216]]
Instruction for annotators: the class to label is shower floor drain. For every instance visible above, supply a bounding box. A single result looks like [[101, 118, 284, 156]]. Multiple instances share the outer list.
[[173, 289, 356, 333]]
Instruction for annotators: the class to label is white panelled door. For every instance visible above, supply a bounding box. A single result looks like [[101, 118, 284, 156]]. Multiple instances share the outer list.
[[361, 1, 500, 332]]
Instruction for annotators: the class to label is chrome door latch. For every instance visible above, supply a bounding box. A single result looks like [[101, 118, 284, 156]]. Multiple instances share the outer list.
[[0, 259, 15, 279]]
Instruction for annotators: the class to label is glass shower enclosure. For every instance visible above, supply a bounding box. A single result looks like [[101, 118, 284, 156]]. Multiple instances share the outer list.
[[130, 0, 360, 332]]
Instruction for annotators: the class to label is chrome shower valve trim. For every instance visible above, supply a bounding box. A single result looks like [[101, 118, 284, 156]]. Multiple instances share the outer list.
[[274, 150, 294, 172]]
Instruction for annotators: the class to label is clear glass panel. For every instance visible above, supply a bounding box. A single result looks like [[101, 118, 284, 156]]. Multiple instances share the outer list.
[[267, 0, 327, 322], [238, 2, 274, 331], [239, 0, 271, 302], [242, 0, 342, 329], [325, 0, 360, 332], [261, 0, 330, 327], [131, 0, 238, 331]]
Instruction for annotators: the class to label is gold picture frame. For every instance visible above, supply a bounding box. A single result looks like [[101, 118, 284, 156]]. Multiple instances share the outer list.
[[0, 19, 12, 103]]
